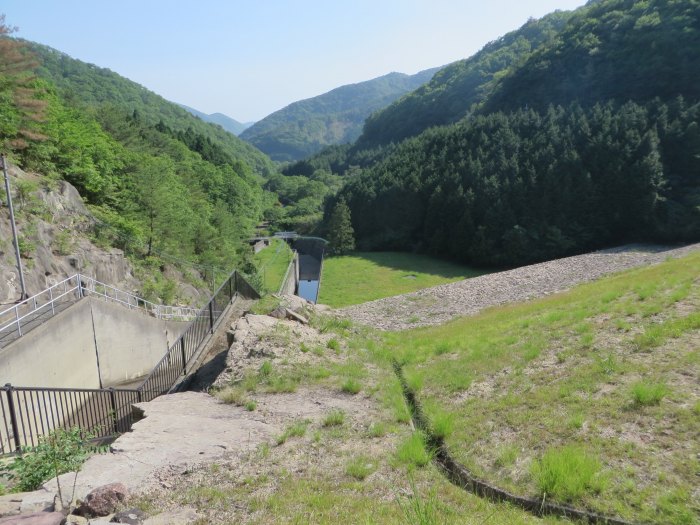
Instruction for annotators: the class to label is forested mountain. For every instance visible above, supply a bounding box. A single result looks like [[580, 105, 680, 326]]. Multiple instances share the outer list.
[[240, 69, 439, 162], [29, 42, 276, 178], [179, 103, 253, 136], [328, 0, 700, 267], [1, 26, 277, 298], [357, 10, 572, 148], [483, 0, 700, 113]]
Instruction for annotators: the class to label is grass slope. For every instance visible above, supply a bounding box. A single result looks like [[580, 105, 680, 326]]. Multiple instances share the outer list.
[[318, 252, 487, 308], [254, 239, 293, 294], [136, 252, 698, 524], [382, 252, 700, 524]]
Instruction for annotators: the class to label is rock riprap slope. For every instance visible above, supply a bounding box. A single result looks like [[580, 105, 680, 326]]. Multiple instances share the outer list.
[[339, 244, 700, 331]]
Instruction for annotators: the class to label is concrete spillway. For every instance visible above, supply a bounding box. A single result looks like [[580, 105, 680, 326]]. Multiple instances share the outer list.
[[290, 238, 326, 303]]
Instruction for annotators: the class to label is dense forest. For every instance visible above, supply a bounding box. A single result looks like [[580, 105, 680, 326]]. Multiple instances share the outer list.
[[318, 0, 700, 267], [0, 22, 277, 296], [240, 69, 438, 162], [357, 9, 572, 148], [335, 100, 700, 265]]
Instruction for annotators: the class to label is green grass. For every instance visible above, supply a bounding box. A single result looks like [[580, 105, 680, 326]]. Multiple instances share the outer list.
[[275, 420, 309, 446], [318, 251, 488, 307], [344, 456, 377, 481], [254, 238, 293, 293], [367, 422, 388, 438], [378, 251, 700, 523], [631, 381, 669, 406], [322, 409, 345, 427], [341, 378, 362, 394], [531, 446, 606, 502], [394, 432, 433, 470]]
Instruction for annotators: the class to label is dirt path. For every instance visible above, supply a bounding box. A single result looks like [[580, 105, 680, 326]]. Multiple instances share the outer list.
[[339, 243, 700, 331]]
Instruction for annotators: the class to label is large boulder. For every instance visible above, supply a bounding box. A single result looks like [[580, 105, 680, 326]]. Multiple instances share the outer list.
[[18, 491, 54, 515], [76, 483, 128, 517], [0, 493, 26, 518]]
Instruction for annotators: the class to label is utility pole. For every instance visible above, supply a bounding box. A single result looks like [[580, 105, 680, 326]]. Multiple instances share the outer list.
[[1, 155, 28, 300]]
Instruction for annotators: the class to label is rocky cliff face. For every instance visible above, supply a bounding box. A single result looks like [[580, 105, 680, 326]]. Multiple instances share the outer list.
[[0, 163, 137, 304]]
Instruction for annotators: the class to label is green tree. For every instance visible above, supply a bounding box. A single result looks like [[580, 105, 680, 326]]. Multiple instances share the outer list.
[[327, 199, 355, 255], [0, 14, 48, 153]]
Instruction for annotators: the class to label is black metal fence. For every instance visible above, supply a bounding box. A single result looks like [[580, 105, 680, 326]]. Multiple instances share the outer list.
[[0, 270, 259, 454]]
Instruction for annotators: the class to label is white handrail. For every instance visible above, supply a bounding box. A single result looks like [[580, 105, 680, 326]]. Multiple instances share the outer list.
[[0, 273, 200, 345]]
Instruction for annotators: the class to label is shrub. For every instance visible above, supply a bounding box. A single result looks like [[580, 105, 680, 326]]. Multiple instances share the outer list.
[[327, 338, 340, 351], [631, 381, 669, 406], [531, 445, 605, 501], [244, 400, 257, 412], [53, 230, 74, 256], [2, 427, 90, 492]]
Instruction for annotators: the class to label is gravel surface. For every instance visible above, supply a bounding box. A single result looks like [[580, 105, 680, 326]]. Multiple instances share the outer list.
[[339, 243, 700, 331]]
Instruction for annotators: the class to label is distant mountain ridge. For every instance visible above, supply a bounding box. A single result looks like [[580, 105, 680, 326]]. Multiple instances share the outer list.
[[178, 103, 253, 136], [240, 68, 440, 162], [356, 10, 572, 148]]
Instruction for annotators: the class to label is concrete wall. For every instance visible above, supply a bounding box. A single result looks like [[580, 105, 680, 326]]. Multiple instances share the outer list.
[[0, 297, 188, 389], [279, 253, 299, 296], [91, 298, 187, 386]]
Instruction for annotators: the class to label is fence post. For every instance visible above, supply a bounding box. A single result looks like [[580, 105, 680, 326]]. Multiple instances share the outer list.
[[208, 302, 214, 334], [14, 307, 21, 337], [108, 388, 117, 434], [180, 338, 187, 375], [4, 384, 21, 452], [228, 276, 234, 302]]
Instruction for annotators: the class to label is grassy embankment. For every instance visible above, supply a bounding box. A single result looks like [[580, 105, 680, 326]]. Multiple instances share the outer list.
[[137, 252, 698, 524], [382, 251, 700, 524], [318, 251, 487, 307], [254, 239, 294, 293]]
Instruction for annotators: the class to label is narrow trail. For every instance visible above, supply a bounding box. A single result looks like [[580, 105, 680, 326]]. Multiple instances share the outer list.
[[340, 243, 700, 331]]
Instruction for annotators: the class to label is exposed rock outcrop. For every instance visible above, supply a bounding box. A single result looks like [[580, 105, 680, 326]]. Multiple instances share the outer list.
[[0, 163, 137, 303]]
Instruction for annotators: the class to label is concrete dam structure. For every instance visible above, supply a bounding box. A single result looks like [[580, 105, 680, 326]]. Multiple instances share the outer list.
[[0, 296, 188, 389]]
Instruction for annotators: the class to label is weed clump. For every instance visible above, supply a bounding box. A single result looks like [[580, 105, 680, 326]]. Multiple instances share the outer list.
[[345, 456, 377, 480], [341, 378, 362, 395], [531, 445, 605, 502], [275, 420, 309, 446], [322, 409, 346, 427], [631, 381, 669, 406], [394, 432, 433, 470]]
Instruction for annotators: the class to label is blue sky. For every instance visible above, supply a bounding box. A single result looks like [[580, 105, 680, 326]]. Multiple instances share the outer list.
[[3, 1, 587, 122]]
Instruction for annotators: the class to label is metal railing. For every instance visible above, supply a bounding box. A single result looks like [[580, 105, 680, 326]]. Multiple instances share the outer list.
[[0, 270, 260, 454], [0, 274, 200, 348]]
